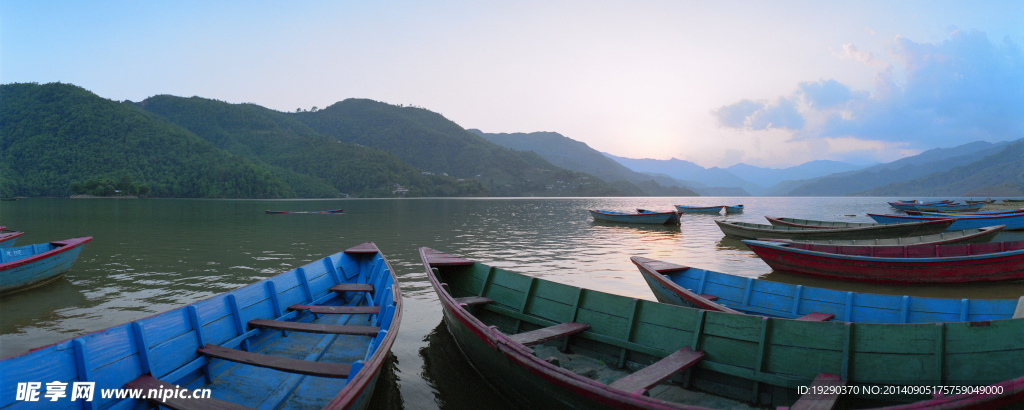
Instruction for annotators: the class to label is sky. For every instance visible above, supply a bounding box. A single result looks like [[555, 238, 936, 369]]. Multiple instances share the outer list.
[[3, 1, 1023, 168]]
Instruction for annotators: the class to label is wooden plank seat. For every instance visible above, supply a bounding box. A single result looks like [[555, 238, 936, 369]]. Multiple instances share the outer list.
[[796, 312, 835, 322], [608, 347, 705, 395], [248, 319, 380, 335], [329, 283, 374, 293], [288, 304, 381, 315], [1013, 296, 1024, 319], [697, 294, 719, 301], [454, 296, 494, 307], [125, 374, 253, 410], [787, 373, 846, 410], [509, 322, 590, 346], [197, 344, 351, 378]]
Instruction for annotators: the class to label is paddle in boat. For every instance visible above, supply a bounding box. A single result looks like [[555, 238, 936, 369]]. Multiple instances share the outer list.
[[265, 209, 344, 214], [632, 256, 1023, 322], [420, 247, 1024, 408], [744, 239, 1024, 283], [673, 205, 723, 214], [0, 242, 401, 409], [868, 212, 1024, 231], [589, 209, 680, 225], [0, 237, 92, 296], [714, 219, 955, 240]]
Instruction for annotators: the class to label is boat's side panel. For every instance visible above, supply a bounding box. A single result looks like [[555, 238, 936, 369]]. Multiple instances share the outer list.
[[590, 211, 675, 224], [869, 213, 1024, 230], [0, 242, 88, 294]]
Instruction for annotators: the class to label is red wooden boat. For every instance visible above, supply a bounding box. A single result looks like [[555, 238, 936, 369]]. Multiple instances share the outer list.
[[743, 239, 1024, 283]]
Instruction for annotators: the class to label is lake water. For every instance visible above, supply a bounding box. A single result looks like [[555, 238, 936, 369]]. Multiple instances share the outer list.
[[2, 197, 1023, 408]]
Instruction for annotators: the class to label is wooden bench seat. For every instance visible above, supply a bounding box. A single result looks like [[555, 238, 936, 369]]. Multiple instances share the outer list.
[[508, 322, 590, 346], [796, 312, 835, 322], [454, 296, 494, 307], [125, 374, 252, 410], [1013, 296, 1024, 319], [608, 347, 705, 395], [329, 283, 374, 293], [197, 344, 351, 378], [786, 373, 846, 410], [697, 294, 719, 301], [248, 319, 379, 335], [288, 304, 381, 315]]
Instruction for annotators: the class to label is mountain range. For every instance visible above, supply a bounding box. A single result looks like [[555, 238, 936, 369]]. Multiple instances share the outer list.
[[2, 82, 1020, 198]]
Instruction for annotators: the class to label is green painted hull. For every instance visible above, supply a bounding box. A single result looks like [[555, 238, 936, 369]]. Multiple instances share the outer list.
[[423, 247, 1024, 408]]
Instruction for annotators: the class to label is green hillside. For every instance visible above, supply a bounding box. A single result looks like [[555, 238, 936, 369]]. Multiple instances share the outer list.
[[293, 99, 625, 196], [139, 95, 486, 197], [0, 83, 291, 198], [862, 141, 1024, 196]]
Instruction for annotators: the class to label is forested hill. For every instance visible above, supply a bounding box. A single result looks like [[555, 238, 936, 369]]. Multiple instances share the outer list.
[[138, 95, 486, 197], [292, 99, 625, 197], [0, 83, 292, 198], [862, 140, 1024, 196]]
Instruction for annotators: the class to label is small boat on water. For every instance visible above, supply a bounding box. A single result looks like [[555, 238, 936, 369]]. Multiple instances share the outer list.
[[764, 225, 1005, 246], [0, 242, 401, 409], [635, 209, 681, 224], [767, 216, 893, 229], [905, 208, 1024, 216], [744, 239, 1024, 283], [714, 219, 955, 240], [915, 203, 985, 212], [673, 205, 723, 214], [265, 208, 344, 214], [632, 256, 1023, 322], [589, 209, 680, 225], [0, 237, 92, 295], [421, 247, 1024, 408], [0, 230, 25, 248], [888, 200, 954, 211], [868, 211, 1024, 231], [723, 204, 744, 214]]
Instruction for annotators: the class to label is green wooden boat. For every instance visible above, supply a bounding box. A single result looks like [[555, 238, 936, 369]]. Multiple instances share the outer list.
[[715, 219, 956, 241], [421, 247, 1024, 409]]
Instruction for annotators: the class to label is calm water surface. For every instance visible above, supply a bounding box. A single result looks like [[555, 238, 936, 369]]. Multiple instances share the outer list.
[[2, 197, 1023, 408]]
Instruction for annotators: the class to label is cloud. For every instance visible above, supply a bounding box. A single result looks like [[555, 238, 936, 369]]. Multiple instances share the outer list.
[[717, 29, 1024, 155]]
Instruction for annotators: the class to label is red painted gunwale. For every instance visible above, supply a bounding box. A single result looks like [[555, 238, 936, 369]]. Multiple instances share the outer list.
[[0, 237, 93, 270], [744, 240, 1024, 283], [0, 231, 25, 246]]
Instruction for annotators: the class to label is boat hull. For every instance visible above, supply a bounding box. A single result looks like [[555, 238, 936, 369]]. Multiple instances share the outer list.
[[868, 212, 1024, 230], [715, 219, 955, 240], [778, 226, 1004, 246], [0, 243, 401, 409], [674, 205, 723, 214], [632, 256, 1020, 322], [0, 231, 24, 248], [0, 237, 92, 295], [589, 210, 678, 225], [744, 240, 1024, 283]]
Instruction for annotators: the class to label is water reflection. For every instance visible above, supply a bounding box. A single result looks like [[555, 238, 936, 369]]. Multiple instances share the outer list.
[[419, 320, 513, 410], [366, 353, 404, 409]]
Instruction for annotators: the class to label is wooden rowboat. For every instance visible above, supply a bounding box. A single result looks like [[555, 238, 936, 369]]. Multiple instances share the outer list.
[[764, 225, 1005, 246], [0, 242, 401, 409], [868, 212, 1024, 231], [767, 216, 895, 229], [744, 239, 1024, 283], [0, 230, 25, 248], [714, 219, 956, 240], [905, 208, 1024, 216], [265, 208, 344, 214], [0, 237, 92, 295], [636, 209, 681, 224], [589, 210, 680, 225], [916, 203, 985, 212], [421, 247, 1024, 408], [723, 204, 744, 214], [673, 205, 723, 214], [632, 256, 1023, 322]]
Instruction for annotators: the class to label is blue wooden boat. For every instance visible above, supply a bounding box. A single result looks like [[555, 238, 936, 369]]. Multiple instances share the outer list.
[[0, 237, 92, 295], [915, 203, 985, 212], [635, 209, 680, 224], [589, 209, 679, 225], [868, 212, 1024, 231], [910, 208, 1024, 216], [723, 204, 744, 214], [632, 256, 1024, 322], [0, 242, 401, 409], [673, 205, 723, 214], [0, 230, 24, 248], [888, 200, 953, 211]]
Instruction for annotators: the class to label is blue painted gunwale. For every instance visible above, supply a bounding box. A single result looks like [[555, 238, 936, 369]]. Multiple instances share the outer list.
[[0, 230, 24, 248], [723, 205, 744, 214], [0, 237, 92, 295], [915, 208, 1024, 216], [635, 209, 681, 224], [589, 209, 678, 224], [868, 212, 1024, 231], [0, 242, 401, 410], [674, 205, 723, 214], [631, 256, 1021, 323]]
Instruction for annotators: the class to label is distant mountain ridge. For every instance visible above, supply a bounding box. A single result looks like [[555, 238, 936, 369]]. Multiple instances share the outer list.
[[862, 140, 1024, 196]]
